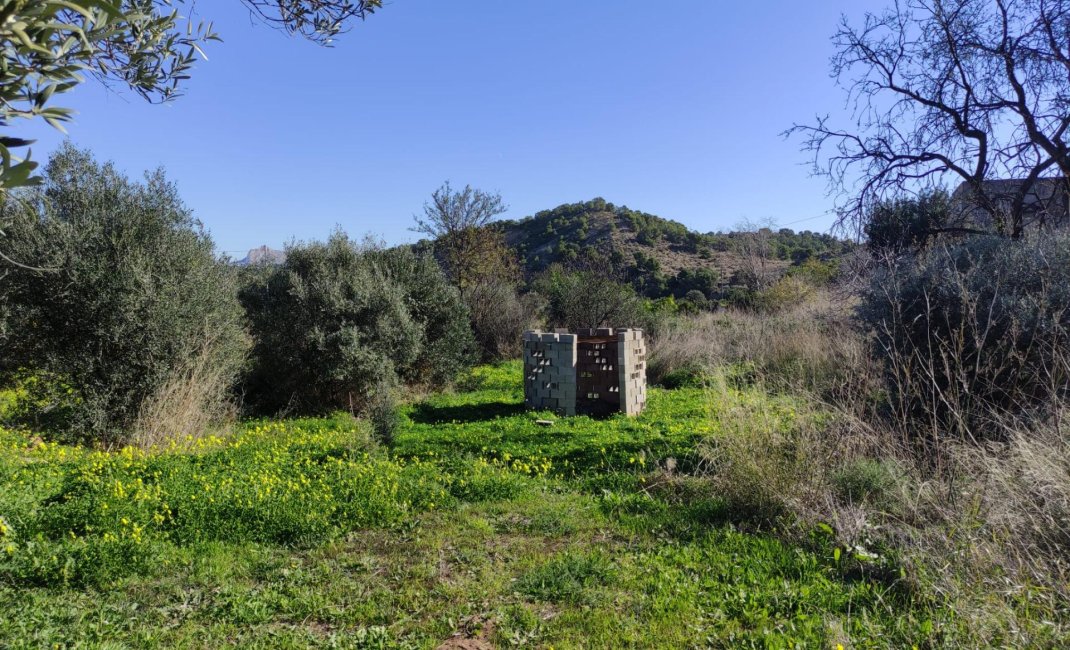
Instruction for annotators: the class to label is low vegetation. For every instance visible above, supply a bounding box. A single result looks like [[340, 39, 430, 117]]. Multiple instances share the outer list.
[[0, 363, 1007, 648], [2, 147, 1068, 648]]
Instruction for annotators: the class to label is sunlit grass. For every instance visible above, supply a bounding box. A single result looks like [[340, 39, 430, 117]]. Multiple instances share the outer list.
[[0, 362, 990, 647]]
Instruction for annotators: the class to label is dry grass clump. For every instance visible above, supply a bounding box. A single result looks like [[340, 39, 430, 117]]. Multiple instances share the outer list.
[[667, 279, 1070, 642], [694, 328, 1070, 643], [648, 292, 877, 401], [697, 370, 825, 523], [129, 332, 243, 450], [701, 380, 1070, 641], [918, 421, 1070, 596]]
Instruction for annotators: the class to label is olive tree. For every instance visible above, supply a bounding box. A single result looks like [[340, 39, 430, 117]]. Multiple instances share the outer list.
[[0, 144, 248, 444], [239, 233, 475, 415]]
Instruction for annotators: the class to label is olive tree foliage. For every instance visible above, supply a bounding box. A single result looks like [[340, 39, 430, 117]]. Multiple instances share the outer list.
[[363, 245, 478, 384], [790, 0, 1070, 239], [863, 190, 953, 255], [0, 144, 248, 444], [237, 0, 381, 43], [239, 233, 475, 415], [0, 0, 382, 194]]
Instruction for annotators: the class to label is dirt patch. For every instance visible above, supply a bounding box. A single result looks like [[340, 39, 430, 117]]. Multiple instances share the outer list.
[[436, 615, 496, 650], [436, 639, 495, 650]]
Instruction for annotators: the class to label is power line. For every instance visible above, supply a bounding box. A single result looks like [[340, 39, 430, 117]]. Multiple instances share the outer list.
[[777, 209, 836, 227]]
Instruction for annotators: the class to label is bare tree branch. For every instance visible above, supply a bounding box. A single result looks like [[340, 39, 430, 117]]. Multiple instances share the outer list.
[[789, 0, 1070, 239]]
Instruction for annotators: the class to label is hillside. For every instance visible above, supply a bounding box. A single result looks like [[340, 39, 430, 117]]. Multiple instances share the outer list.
[[497, 199, 851, 298], [235, 199, 851, 301]]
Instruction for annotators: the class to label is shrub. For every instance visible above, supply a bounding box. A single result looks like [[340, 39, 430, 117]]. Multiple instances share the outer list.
[[787, 257, 839, 286], [536, 263, 644, 330], [669, 267, 719, 299], [755, 275, 815, 312], [367, 381, 401, 447], [240, 233, 474, 414], [240, 233, 419, 414], [698, 372, 820, 525], [365, 246, 476, 383], [682, 289, 710, 311], [0, 145, 247, 446], [462, 279, 542, 361], [832, 458, 899, 506], [863, 190, 951, 255], [858, 234, 1070, 436]]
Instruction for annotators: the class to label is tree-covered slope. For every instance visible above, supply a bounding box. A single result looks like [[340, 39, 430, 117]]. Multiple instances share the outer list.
[[496, 198, 852, 298]]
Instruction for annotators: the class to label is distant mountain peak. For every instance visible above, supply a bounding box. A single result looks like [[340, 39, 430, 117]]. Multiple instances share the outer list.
[[238, 245, 286, 266]]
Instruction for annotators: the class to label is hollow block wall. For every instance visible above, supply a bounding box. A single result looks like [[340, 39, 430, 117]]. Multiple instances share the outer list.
[[523, 331, 578, 416], [615, 328, 648, 416], [523, 328, 646, 416]]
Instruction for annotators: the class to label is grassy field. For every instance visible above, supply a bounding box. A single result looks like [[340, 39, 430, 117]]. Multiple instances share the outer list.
[[0, 363, 957, 648]]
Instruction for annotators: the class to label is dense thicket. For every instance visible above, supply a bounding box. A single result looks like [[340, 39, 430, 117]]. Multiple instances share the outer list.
[[364, 246, 478, 383], [535, 263, 644, 330], [863, 190, 952, 255], [0, 145, 248, 445], [239, 234, 474, 414], [463, 280, 542, 361], [859, 233, 1070, 436]]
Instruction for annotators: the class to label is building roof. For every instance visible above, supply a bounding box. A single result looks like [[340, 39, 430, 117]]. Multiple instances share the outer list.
[[951, 177, 1069, 233]]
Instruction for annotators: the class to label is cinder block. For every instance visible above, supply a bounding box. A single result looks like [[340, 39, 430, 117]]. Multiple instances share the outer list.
[[525, 327, 645, 417]]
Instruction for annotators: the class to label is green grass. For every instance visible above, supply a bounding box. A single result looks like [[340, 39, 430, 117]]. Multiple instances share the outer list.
[[0, 388, 16, 419], [0, 362, 975, 648]]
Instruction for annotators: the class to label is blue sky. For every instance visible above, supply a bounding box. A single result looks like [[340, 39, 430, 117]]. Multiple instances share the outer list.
[[21, 1, 885, 256]]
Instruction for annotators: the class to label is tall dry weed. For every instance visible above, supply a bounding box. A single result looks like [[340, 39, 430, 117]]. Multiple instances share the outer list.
[[684, 287, 1070, 642], [649, 292, 877, 403], [129, 330, 244, 450]]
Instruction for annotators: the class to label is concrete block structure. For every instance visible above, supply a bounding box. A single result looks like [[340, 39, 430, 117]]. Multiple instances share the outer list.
[[523, 328, 647, 416]]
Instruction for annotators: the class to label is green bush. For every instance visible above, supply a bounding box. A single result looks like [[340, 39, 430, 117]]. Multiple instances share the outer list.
[[787, 258, 838, 286], [657, 365, 707, 389], [669, 267, 719, 299], [536, 263, 644, 330], [858, 234, 1070, 435], [863, 190, 951, 255], [0, 144, 247, 445], [365, 246, 477, 383], [832, 459, 899, 506], [755, 275, 815, 312], [367, 381, 401, 447], [240, 233, 474, 414]]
